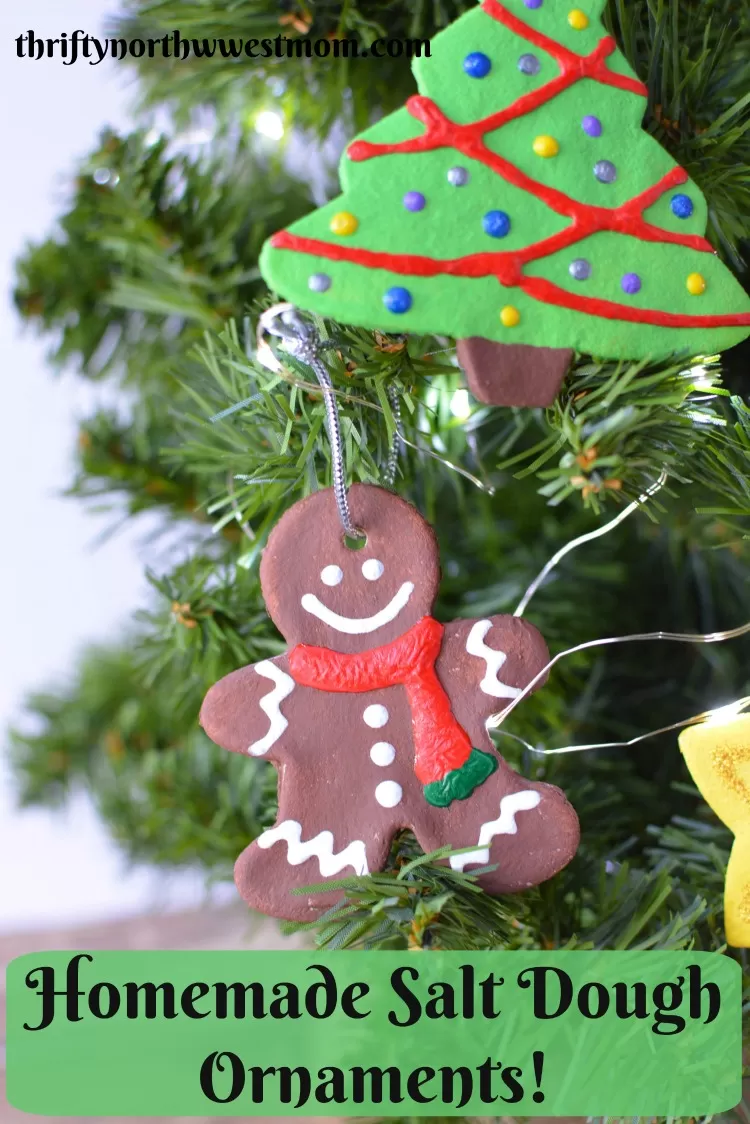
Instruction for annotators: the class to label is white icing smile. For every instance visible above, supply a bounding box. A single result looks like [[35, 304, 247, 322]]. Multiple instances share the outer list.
[[301, 581, 414, 635]]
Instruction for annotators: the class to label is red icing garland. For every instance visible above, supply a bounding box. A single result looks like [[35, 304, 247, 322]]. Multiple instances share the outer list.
[[289, 616, 473, 785], [482, 0, 646, 96], [274, 167, 710, 278], [348, 36, 623, 164], [271, 1, 750, 332], [519, 277, 750, 328]]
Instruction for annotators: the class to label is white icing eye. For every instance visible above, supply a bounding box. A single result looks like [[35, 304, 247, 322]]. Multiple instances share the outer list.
[[321, 565, 344, 587], [362, 558, 384, 581]]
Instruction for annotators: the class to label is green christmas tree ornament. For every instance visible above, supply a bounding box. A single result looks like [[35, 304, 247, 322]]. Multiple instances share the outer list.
[[260, 0, 750, 407]]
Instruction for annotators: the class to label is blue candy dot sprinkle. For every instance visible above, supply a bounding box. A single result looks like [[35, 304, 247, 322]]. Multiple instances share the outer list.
[[384, 287, 413, 314], [518, 53, 541, 76], [483, 210, 512, 238], [671, 193, 694, 219], [524, 0, 543, 7], [308, 273, 332, 293], [463, 52, 492, 78], [621, 273, 642, 295], [403, 191, 426, 212]]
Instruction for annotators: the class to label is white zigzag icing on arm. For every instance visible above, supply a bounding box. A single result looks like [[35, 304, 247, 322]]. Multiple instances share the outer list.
[[248, 661, 295, 756], [257, 820, 369, 876], [466, 619, 523, 699], [449, 790, 541, 871]]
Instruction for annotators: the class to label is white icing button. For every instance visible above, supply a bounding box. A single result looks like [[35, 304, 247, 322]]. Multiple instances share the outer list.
[[362, 558, 385, 581], [370, 742, 396, 766], [375, 781, 402, 808], [364, 704, 389, 728], [321, 565, 343, 586]]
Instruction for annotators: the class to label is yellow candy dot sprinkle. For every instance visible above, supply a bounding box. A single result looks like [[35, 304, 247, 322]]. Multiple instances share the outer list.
[[687, 272, 707, 295], [568, 9, 589, 29], [500, 306, 521, 328], [533, 135, 560, 158], [329, 211, 359, 236]]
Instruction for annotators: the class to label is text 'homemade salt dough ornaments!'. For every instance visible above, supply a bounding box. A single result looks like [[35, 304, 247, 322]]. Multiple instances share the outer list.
[[200, 484, 579, 921], [261, 0, 750, 407]]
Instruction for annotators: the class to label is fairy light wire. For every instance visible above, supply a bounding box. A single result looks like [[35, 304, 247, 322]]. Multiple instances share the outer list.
[[498, 698, 750, 758], [491, 623, 750, 732], [494, 463, 750, 752], [514, 467, 669, 616]]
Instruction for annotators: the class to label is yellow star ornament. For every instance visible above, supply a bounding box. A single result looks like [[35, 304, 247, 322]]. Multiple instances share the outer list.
[[680, 713, 750, 947]]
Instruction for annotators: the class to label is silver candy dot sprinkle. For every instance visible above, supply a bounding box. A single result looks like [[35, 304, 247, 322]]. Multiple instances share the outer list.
[[447, 166, 470, 187], [308, 273, 332, 293], [518, 53, 541, 76], [569, 258, 592, 281], [594, 159, 617, 184]]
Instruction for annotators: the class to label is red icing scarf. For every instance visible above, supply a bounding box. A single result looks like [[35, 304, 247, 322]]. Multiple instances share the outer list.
[[288, 616, 471, 785]]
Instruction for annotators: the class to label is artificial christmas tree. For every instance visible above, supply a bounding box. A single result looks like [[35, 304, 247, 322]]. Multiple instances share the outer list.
[[261, 0, 750, 405], [7, 0, 750, 1088]]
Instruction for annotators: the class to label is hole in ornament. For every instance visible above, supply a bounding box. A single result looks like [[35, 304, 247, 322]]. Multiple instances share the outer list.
[[343, 531, 367, 551]]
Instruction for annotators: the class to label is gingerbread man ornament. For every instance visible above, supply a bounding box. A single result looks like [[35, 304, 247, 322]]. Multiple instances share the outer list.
[[200, 484, 580, 920]]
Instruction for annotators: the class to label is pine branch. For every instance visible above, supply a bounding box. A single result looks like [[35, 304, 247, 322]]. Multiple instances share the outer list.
[[168, 315, 750, 533], [13, 129, 313, 388], [111, 0, 471, 132], [495, 356, 750, 531], [8, 642, 276, 870]]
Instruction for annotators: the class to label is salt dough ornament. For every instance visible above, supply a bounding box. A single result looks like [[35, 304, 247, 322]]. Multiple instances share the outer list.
[[680, 714, 750, 948], [200, 484, 579, 920], [260, 0, 750, 408]]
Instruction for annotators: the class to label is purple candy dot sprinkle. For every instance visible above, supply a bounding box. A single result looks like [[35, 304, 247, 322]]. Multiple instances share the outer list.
[[621, 273, 642, 295], [582, 115, 603, 137], [403, 191, 426, 212]]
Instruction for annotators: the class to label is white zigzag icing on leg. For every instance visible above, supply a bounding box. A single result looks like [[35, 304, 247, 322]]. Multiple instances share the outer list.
[[249, 661, 295, 756], [449, 790, 541, 871], [466, 620, 523, 699], [257, 820, 369, 876]]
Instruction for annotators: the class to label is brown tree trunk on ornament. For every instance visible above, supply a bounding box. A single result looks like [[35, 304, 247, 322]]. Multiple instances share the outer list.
[[456, 338, 573, 407]]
